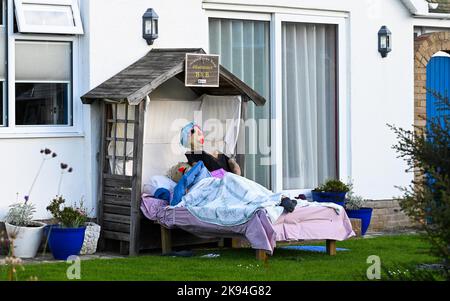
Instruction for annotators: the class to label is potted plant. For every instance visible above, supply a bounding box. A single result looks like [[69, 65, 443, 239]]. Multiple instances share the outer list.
[[4, 202, 45, 259], [312, 179, 350, 207], [45, 196, 88, 260], [3, 148, 57, 258], [344, 186, 373, 236]]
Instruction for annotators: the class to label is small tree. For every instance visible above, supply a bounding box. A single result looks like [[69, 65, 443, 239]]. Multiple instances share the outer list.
[[389, 91, 449, 280]]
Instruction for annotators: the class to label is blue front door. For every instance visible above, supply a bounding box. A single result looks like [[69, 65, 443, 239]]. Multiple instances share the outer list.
[[426, 55, 450, 130]]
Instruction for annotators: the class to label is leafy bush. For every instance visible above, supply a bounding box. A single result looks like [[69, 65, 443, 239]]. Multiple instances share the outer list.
[[389, 91, 450, 280], [313, 179, 350, 193], [46, 196, 88, 228], [5, 202, 36, 227]]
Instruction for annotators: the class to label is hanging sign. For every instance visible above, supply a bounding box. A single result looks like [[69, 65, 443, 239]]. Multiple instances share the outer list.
[[185, 53, 220, 87]]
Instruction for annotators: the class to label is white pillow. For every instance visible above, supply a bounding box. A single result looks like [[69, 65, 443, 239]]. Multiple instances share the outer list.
[[143, 175, 177, 196]]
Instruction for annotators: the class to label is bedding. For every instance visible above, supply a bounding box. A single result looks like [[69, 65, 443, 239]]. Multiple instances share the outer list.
[[171, 161, 212, 206], [141, 195, 355, 254], [177, 172, 284, 226], [141, 195, 276, 254], [143, 175, 177, 196]]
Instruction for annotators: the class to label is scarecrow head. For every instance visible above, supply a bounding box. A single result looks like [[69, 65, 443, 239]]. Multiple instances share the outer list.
[[167, 162, 192, 183], [180, 122, 204, 151]]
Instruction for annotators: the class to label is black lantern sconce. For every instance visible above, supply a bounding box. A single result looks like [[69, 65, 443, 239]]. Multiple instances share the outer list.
[[142, 8, 159, 45], [378, 26, 392, 58]]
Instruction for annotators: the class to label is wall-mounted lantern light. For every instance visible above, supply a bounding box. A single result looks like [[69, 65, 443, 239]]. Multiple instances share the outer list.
[[378, 26, 392, 58], [142, 8, 159, 45]]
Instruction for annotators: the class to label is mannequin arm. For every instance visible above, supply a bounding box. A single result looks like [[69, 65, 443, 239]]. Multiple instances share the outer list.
[[228, 158, 241, 176]]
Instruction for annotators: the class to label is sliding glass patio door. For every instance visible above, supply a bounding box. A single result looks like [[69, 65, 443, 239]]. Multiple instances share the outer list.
[[209, 18, 271, 189], [281, 22, 338, 190]]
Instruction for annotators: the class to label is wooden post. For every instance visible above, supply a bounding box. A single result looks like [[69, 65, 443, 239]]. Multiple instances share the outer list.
[[256, 250, 268, 261], [129, 102, 145, 256], [326, 240, 337, 256], [160, 225, 172, 255], [97, 102, 107, 251], [231, 238, 242, 249], [120, 241, 129, 255]]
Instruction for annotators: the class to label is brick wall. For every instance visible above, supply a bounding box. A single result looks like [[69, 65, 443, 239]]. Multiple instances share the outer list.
[[365, 200, 416, 233]]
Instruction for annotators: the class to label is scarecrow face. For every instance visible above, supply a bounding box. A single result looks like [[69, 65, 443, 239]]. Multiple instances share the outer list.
[[180, 122, 205, 151], [190, 125, 205, 150]]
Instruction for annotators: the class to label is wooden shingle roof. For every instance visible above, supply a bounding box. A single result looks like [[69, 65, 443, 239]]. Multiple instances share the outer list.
[[81, 48, 266, 106], [426, 0, 450, 13]]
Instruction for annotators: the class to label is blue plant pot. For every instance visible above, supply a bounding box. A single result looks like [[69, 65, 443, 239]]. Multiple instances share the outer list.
[[345, 208, 373, 236], [311, 191, 347, 207], [45, 225, 86, 260]]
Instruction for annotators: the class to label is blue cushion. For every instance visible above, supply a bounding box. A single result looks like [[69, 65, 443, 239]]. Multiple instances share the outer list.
[[154, 188, 171, 202]]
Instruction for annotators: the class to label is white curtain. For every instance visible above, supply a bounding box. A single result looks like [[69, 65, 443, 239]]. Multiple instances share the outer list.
[[282, 22, 337, 190], [200, 94, 242, 156], [209, 18, 271, 189]]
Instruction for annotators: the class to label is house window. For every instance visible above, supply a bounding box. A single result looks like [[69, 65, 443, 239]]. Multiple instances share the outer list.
[[0, 0, 5, 126], [14, 0, 84, 34], [15, 40, 72, 125], [281, 22, 338, 189], [209, 18, 271, 189]]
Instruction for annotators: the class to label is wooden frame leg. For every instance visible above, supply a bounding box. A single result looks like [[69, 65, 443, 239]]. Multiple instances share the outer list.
[[326, 240, 337, 256], [119, 241, 129, 255], [256, 249, 268, 261], [231, 238, 241, 249], [160, 225, 172, 255]]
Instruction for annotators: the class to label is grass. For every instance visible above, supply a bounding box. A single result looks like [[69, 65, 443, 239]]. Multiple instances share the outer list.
[[5, 234, 441, 281]]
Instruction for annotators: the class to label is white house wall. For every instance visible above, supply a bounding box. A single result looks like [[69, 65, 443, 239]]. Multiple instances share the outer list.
[[2, 0, 450, 219], [0, 138, 88, 219]]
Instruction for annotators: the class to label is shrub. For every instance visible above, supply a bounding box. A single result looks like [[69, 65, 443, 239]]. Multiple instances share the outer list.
[[389, 91, 450, 280], [313, 179, 350, 193], [46, 196, 88, 228]]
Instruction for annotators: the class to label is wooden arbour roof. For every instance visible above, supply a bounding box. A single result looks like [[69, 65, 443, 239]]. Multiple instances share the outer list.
[[81, 48, 266, 106]]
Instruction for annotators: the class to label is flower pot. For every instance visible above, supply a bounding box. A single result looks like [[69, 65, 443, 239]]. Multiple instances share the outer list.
[[80, 222, 101, 255], [345, 207, 373, 236], [5, 221, 46, 258], [45, 225, 86, 260], [311, 191, 347, 207]]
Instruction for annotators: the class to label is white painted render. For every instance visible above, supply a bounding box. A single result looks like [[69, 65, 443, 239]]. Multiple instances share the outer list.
[[1, 0, 450, 219]]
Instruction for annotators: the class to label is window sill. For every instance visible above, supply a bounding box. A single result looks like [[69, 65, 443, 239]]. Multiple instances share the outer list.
[[0, 131, 85, 139]]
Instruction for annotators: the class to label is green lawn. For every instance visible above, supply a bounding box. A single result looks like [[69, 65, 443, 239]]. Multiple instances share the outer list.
[[9, 234, 440, 281]]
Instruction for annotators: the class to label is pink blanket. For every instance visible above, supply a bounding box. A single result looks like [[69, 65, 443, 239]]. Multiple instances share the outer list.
[[141, 195, 355, 254], [273, 206, 355, 242]]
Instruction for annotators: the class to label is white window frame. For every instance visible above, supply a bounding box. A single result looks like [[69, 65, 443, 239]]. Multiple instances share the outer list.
[[0, 0, 83, 137], [272, 13, 350, 196], [14, 0, 83, 35], [206, 8, 351, 194], [0, 0, 6, 126]]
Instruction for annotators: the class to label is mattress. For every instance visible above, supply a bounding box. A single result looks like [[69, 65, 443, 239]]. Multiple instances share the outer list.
[[141, 195, 355, 254]]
